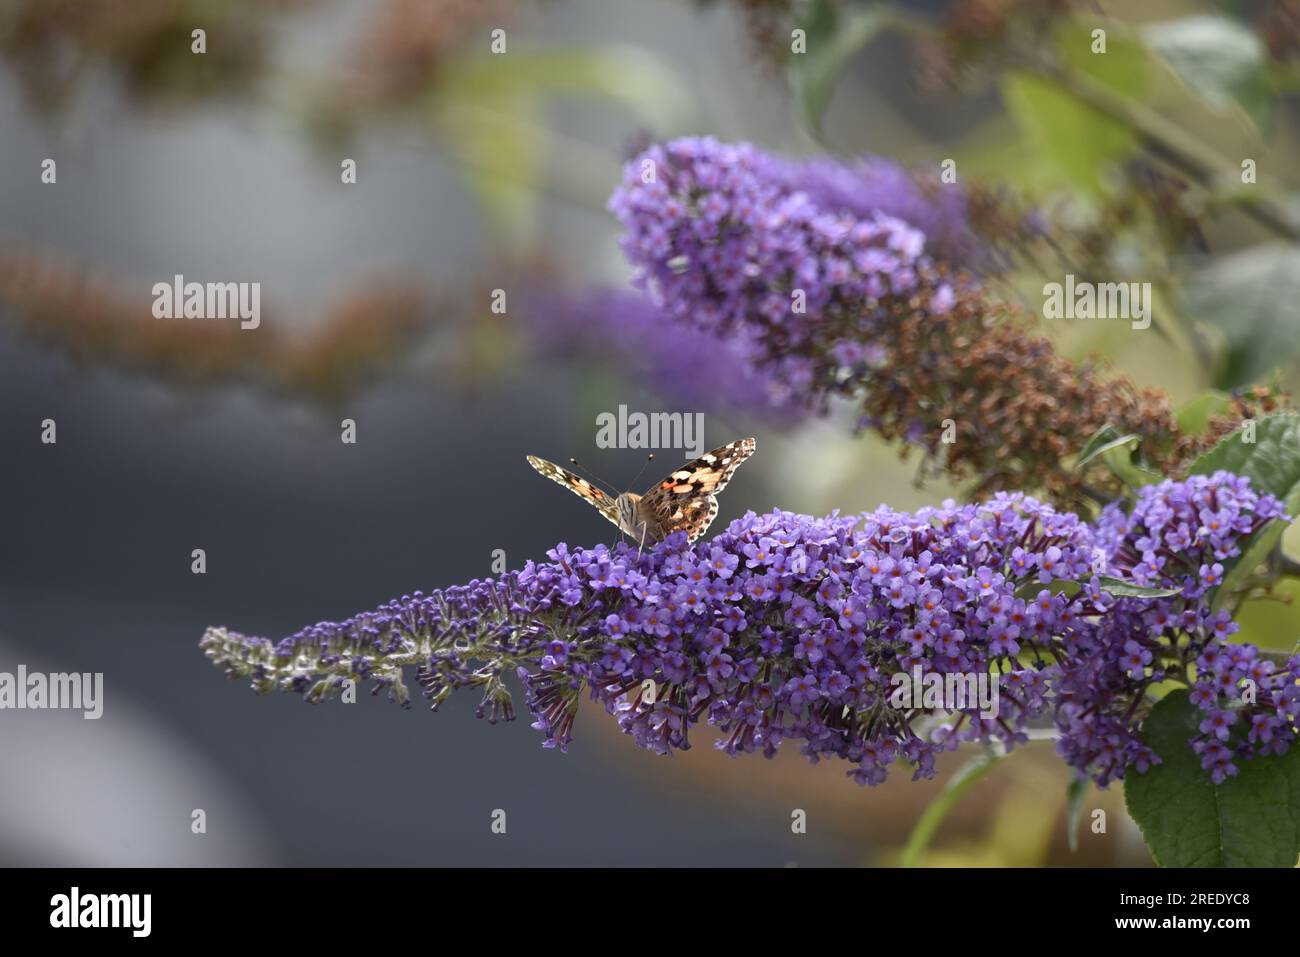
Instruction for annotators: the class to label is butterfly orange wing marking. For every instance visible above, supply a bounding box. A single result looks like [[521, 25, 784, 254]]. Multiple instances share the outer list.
[[526, 456, 621, 530], [639, 437, 756, 543]]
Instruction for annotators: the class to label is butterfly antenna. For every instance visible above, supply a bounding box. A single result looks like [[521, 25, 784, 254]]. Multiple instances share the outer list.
[[567, 456, 618, 496], [629, 452, 656, 489]]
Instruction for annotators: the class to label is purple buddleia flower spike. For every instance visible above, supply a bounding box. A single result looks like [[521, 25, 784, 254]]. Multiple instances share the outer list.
[[606, 137, 982, 414], [201, 474, 1293, 788]]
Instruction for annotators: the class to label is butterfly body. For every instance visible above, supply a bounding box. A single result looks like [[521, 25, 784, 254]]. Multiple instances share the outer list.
[[527, 438, 756, 545], [614, 492, 657, 544]]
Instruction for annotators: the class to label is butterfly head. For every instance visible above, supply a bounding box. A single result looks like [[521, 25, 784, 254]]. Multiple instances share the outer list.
[[615, 492, 648, 539]]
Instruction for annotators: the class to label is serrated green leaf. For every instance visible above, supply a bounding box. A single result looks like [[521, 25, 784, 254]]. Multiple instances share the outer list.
[[1124, 690, 1300, 867], [1190, 410, 1300, 501], [1187, 412, 1300, 498]]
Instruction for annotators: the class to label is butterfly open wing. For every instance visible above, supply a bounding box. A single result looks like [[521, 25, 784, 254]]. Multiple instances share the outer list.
[[525, 456, 622, 530], [639, 437, 756, 543]]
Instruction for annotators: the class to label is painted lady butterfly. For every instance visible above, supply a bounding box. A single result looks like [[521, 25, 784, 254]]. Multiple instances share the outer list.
[[526, 438, 757, 545]]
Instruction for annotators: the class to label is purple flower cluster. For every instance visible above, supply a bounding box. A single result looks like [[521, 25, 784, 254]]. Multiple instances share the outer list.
[[768, 154, 1020, 274], [527, 141, 1027, 425], [1075, 472, 1296, 784], [200, 576, 552, 720], [200, 472, 1295, 788], [514, 498, 1100, 785], [607, 137, 961, 410]]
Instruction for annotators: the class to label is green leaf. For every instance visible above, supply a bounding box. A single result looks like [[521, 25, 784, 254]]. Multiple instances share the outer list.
[[1175, 391, 1232, 436], [1015, 578, 1082, 600], [790, 0, 892, 136], [1074, 426, 1117, 469], [1013, 577, 1178, 600], [1074, 426, 1164, 489], [1003, 24, 1149, 194], [1096, 576, 1182, 598], [900, 750, 1002, 868], [1003, 72, 1139, 193], [1075, 426, 1137, 470], [1142, 15, 1273, 133], [1060, 22, 1152, 98], [1186, 412, 1300, 608], [1066, 776, 1089, 853], [1124, 690, 1300, 867], [1103, 445, 1164, 490], [436, 93, 543, 240], [1188, 412, 1300, 500], [440, 48, 690, 128], [433, 48, 692, 238], [1181, 245, 1300, 387]]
